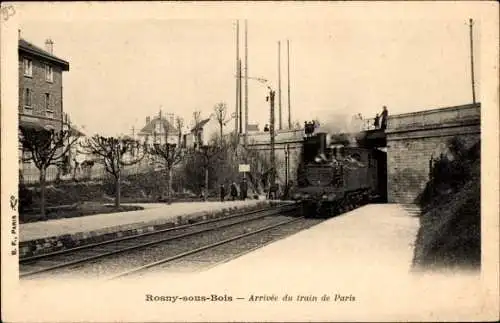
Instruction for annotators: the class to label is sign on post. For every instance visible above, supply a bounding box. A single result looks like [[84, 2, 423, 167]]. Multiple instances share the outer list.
[[239, 164, 250, 172]]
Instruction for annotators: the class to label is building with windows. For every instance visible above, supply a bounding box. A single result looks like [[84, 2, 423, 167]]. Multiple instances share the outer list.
[[18, 36, 71, 184], [138, 112, 180, 146], [19, 37, 70, 131]]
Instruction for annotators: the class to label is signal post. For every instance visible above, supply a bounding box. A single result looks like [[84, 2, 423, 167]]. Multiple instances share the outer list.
[[268, 89, 276, 189]]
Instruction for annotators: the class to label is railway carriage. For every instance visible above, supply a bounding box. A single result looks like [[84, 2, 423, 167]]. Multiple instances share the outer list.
[[292, 132, 383, 218]]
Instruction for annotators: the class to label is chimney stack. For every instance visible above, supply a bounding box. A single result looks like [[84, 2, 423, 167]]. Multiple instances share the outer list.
[[45, 39, 54, 54], [146, 116, 151, 124]]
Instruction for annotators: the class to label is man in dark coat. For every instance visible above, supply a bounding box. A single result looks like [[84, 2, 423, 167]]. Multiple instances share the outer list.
[[240, 178, 248, 200], [220, 184, 226, 202], [230, 182, 238, 201], [380, 106, 389, 130], [374, 113, 380, 128]]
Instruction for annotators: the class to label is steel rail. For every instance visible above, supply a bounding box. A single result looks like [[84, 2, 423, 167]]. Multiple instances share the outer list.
[[106, 217, 303, 280], [20, 205, 299, 278], [20, 203, 297, 263]]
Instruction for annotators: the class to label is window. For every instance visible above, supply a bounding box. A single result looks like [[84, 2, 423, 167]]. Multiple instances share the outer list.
[[44, 93, 51, 110], [155, 122, 162, 133], [23, 59, 32, 77], [45, 65, 53, 82], [24, 88, 32, 108], [45, 93, 54, 117]]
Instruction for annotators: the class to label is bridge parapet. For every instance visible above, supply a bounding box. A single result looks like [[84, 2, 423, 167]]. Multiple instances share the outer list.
[[244, 129, 304, 146], [387, 103, 480, 132]]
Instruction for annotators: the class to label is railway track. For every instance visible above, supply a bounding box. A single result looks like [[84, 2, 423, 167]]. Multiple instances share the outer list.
[[109, 216, 323, 279], [20, 203, 311, 280]]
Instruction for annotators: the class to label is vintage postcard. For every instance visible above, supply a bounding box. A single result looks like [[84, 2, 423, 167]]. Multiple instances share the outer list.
[[1, 1, 499, 322]]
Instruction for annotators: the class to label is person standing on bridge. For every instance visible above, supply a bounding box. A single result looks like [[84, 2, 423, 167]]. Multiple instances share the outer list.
[[380, 106, 389, 130], [374, 113, 380, 129]]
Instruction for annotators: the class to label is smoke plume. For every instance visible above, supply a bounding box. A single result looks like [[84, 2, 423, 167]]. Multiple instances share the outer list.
[[314, 112, 363, 147]]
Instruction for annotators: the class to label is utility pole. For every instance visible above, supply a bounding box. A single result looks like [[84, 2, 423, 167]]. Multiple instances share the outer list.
[[278, 41, 282, 130], [239, 59, 243, 134], [287, 40, 291, 129], [244, 20, 249, 148], [235, 20, 240, 135], [285, 144, 289, 190], [469, 18, 476, 105], [268, 89, 276, 188]]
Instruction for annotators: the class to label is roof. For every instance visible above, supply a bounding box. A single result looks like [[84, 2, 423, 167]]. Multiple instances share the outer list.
[[139, 116, 178, 135], [247, 124, 259, 132], [19, 38, 70, 71], [190, 118, 211, 133], [68, 126, 85, 137]]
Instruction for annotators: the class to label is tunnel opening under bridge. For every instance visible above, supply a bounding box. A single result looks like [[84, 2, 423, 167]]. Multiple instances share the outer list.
[[355, 129, 388, 203]]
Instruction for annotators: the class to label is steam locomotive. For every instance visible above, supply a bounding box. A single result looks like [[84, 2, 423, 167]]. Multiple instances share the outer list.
[[292, 132, 385, 218]]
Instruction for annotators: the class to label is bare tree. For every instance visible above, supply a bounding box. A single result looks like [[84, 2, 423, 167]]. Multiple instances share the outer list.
[[213, 102, 228, 146], [146, 120, 184, 202], [19, 127, 80, 217], [198, 144, 223, 201], [191, 110, 203, 147], [80, 135, 145, 207], [175, 116, 184, 146], [192, 110, 202, 129]]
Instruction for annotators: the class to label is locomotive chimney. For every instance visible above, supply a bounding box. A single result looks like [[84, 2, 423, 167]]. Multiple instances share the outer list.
[[317, 132, 327, 156]]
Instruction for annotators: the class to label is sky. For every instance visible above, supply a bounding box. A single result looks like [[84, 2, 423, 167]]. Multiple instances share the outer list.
[[17, 3, 486, 137]]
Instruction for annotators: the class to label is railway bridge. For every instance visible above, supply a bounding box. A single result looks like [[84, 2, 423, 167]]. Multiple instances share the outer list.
[[244, 103, 481, 204]]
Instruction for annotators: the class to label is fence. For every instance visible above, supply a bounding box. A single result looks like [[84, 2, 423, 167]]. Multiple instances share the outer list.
[[19, 158, 155, 185]]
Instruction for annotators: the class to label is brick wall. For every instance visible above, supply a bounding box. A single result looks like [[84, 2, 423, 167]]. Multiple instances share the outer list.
[[19, 55, 64, 130], [386, 103, 481, 204], [387, 133, 480, 203]]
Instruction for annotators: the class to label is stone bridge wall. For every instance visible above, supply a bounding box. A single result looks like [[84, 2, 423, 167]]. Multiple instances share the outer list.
[[385, 103, 481, 203]]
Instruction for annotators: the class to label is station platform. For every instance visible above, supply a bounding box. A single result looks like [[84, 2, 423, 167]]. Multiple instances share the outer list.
[[19, 199, 286, 258], [198, 203, 420, 280], [176, 203, 487, 321], [14, 203, 495, 322]]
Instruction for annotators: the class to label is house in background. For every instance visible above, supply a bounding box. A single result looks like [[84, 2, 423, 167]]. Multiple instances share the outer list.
[[189, 117, 211, 148], [186, 114, 232, 149], [137, 111, 180, 146]]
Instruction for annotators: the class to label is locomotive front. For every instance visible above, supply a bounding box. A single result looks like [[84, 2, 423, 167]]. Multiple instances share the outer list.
[[293, 132, 378, 218]]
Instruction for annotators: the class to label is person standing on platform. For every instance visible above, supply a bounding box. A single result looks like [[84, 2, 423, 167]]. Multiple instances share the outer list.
[[240, 178, 248, 200], [380, 106, 389, 130], [219, 184, 226, 202], [230, 182, 238, 201]]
